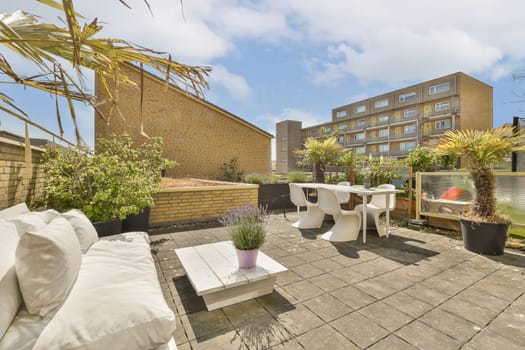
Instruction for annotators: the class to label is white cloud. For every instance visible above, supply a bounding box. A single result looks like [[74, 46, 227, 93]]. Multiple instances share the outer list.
[[209, 65, 252, 100]]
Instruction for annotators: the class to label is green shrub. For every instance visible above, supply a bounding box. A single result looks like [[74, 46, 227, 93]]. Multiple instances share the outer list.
[[287, 171, 311, 183], [221, 157, 244, 182], [269, 175, 280, 184], [220, 205, 266, 250], [244, 173, 264, 184]]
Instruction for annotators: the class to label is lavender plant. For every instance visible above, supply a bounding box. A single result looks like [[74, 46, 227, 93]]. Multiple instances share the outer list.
[[220, 205, 267, 250]]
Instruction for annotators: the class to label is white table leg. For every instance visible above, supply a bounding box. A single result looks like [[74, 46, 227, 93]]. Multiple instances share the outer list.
[[362, 194, 367, 243], [385, 192, 390, 238]]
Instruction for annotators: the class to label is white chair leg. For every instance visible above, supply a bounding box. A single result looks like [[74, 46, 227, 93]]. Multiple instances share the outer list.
[[292, 206, 324, 229], [374, 210, 388, 237], [321, 213, 360, 242]]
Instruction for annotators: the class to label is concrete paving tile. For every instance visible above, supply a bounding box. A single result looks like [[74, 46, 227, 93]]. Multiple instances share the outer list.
[[190, 330, 246, 350], [419, 308, 481, 341], [464, 329, 524, 350], [330, 285, 377, 310], [329, 266, 368, 284], [237, 314, 292, 349], [329, 254, 365, 267], [307, 273, 347, 292], [473, 272, 525, 302], [183, 309, 232, 341], [349, 257, 403, 277], [455, 287, 510, 314], [382, 291, 433, 318], [276, 303, 324, 336], [281, 280, 324, 303], [278, 255, 307, 268], [303, 293, 352, 322], [353, 276, 398, 299], [276, 270, 303, 286], [367, 334, 418, 350], [316, 246, 341, 258], [485, 306, 525, 345], [269, 339, 304, 349], [222, 299, 271, 328], [403, 283, 450, 306], [373, 271, 415, 292], [395, 320, 461, 350], [421, 274, 469, 296], [396, 262, 442, 282], [440, 298, 498, 327], [295, 250, 325, 263], [297, 324, 359, 350], [262, 247, 290, 259], [358, 301, 413, 332], [310, 258, 344, 272], [330, 311, 389, 348], [290, 263, 325, 279], [256, 289, 296, 315], [175, 342, 191, 350]]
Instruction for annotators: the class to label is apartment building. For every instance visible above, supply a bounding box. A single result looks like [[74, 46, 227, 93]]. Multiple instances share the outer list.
[[276, 72, 492, 172]]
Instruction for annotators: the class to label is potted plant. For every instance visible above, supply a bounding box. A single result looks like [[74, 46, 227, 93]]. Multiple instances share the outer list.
[[434, 125, 525, 255], [38, 134, 175, 236], [220, 205, 267, 269]]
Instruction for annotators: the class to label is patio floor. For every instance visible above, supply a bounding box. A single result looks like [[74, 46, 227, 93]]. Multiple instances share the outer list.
[[151, 212, 525, 350]]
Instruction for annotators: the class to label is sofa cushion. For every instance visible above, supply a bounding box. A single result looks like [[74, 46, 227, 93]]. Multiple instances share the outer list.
[[8, 213, 47, 236], [33, 232, 176, 350], [15, 216, 82, 317], [0, 202, 29, 219], [0, 305, 54, 350], [61, 209, 98, 253], [0, 221, 22, 339]]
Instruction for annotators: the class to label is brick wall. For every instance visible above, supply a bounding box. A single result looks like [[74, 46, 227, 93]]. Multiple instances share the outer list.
[[95, 64, 272, 179], [150, 184, 258, 225], [0, 138, 45, 210]]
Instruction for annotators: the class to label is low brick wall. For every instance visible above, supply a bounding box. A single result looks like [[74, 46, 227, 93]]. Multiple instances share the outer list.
[[150, 184, 259, 225], [0, 138, 45, 210]]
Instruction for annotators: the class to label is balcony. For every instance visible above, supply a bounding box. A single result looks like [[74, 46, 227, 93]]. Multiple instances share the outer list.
[[390, 149, 411, 156], [389, 132, 418, 141], [367, 119, 389, 128], [389, 115, 418, 125], [424, 107, 459, 119], [347, 138, 365, 145], [366, 135, 389, 144]]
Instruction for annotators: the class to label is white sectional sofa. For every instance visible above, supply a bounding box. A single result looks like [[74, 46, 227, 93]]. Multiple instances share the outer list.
[[0, 203, 177, 350]]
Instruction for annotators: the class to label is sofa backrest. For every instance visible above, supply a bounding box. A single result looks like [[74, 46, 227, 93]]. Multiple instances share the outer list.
[[0, 202, 29, 220]]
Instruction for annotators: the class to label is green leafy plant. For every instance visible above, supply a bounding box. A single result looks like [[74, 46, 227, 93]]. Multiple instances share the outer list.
[[295, 137, 345, 183], [220, 205, 267, 250], [39, 134, 175, 222], [287, 171, 311, 183], [244, 173, 264, 184], [434, 126, 525, 223], [221, 157, 244, 182], [404, 146, 435, 172], [269, 175, 281, 184]]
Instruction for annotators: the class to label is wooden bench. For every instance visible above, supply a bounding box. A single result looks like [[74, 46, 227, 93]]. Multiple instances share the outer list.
[[174, 241, 288, 311]]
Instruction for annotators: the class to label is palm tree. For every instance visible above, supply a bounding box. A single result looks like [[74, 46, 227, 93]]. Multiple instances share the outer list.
[[434, 125, 525, 222], [296, 136, 345, 183], [0, 0, 210, 144]]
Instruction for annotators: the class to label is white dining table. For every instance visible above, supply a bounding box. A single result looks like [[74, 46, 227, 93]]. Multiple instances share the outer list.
[[293, 183, 401, 243]]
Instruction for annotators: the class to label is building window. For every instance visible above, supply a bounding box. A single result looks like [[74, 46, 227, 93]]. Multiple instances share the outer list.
[[357, 119, 366, 128], [429, 82, 450, 95], [356, 146, 365, 154], [404, 109, 417, 118], [435, 101, 450, 112], [400, 141, 417, 151], [323, 127, 332, 134], [374, 99, 389, 108], [378, 115, 389, 123], [378, 128, 389, 138], [404, 124, 416, 134], [355, 132, 365, 141], [379, 144, 389, 153], [399, 91, 416, 102], [435, 119, 451, 129], [354, 105, 366, 113], [338, 135, 345, 144], [339, 123, 347, 131], [336, 110, 347, 118]]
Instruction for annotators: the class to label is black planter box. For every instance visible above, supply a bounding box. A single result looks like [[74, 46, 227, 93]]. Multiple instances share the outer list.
[[122, 207, 151, 233], [258, 183, 295, 210], [92, 219, 123, 237]]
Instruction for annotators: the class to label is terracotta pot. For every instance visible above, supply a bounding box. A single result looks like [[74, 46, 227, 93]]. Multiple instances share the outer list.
[[236, 248, 259, 269]]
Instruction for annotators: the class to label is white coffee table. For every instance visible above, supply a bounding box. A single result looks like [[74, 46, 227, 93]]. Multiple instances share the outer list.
[[174, 241, 288, 311]]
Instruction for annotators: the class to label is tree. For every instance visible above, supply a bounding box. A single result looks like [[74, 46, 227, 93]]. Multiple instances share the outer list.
[[295, 137, 344, 183], [0, 1, 210, 144]]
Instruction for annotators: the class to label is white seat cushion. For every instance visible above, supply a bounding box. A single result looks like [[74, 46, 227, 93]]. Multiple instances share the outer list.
[[15, 217, 82, 317], [0, 221, 22, 338], [61, 209, 99, 253], [0, 202, 29, 220], [7, 213, 47, 236], [33, 232, 176, 350]]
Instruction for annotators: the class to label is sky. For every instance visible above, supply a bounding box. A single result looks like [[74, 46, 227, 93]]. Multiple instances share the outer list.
[[2, 0, 525, 159]]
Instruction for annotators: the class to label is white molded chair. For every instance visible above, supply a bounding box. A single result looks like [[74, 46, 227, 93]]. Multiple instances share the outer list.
[[355, 184, 396, 237], [335, 181, 351, 204], [289, 183, 324, 229], [317, 187, 361, 242]]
